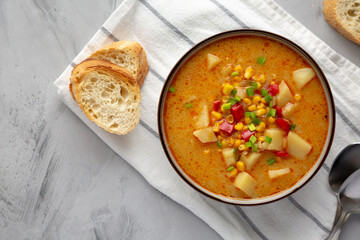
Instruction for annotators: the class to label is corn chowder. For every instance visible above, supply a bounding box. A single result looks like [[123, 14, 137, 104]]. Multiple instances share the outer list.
[[164, 36, 328, 199]]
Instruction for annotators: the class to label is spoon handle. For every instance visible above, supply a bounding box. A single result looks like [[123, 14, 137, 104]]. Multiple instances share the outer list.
[[331, 203, 343, 231], [327, 210, 350, 240]]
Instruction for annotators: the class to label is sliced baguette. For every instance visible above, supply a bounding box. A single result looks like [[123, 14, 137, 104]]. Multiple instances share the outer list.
[[323, 0, 360, 45], [89, 41, 149, 86], [70, 59, 141, 135]]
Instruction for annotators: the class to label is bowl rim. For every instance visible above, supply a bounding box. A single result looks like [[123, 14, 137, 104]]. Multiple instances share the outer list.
[[157, 29, 336, 206]]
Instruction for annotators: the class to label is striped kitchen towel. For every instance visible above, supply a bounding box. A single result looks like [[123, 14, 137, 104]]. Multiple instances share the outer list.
[[54, 0, 360, 239]]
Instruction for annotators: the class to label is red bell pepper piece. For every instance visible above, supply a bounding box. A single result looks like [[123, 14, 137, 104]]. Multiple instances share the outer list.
[[276, 118, 290, 132], [219, 121, 235, 135], [213, 100, 221, 112], [273, 105, 283, 117], [276, 151, 289, 157], [267, 84, 279, 96], [230, 103, 244, 122], [241, 129, 255, 142]]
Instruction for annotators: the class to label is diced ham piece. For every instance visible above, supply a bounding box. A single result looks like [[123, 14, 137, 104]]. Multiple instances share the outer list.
[[213, 100, 221, 112], [267, 84, 279, 96], [241, 129, 255, 142], [230, 103, 244, 122], [219, 121, 235, 135], [276, 118, 291, 132]]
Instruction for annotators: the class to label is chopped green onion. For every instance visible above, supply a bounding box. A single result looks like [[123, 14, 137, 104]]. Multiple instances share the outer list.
[[264, 94, 273, 102], [227, 166, 235, 172], [231, 71, 239, 76], [250, 112, 257, 120], [233, 147, 238, 154], [235, 96, 241, 102], [257, 56, 266, 65], [217, 141, 222, 148], [223, 103, 232, 110], [269, 102, 274, 108], [261, 89, 268, 96], [290, 124, 296, 130], [265, 136, 272, 143], [249, 135, 257, 144], [169, 86, 176, 93], [267, 108, 276, 117], [228, 98, 236, 106], [268, 157, 275, 165], [246, 87, 254, 97], [252, 143, 258, 152], [245, 112, 251, 117], [245, 142, 252, 148], [231, 88, 237, 96], [253, 118, 261, 125], [186, 103, 192, 108], [250, 81, 258, 89], [248, 123, 256, 131]]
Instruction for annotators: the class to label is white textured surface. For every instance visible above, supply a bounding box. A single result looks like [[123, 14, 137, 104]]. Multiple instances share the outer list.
[[1, 0, 360, 239]]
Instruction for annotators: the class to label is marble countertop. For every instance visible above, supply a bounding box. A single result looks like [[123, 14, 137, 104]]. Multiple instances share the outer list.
[[1, 0, 359, 239]]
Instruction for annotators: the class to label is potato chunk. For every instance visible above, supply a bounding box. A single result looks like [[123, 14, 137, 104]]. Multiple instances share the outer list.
[[287, 131, 312, 159], [276, 81, 293, 107], [194, 104, 209, 129], [234, 172, 256, 197], [242, 152, 261, 170], [193, 127, 217, 143], [268, 168, 291, 179], [264, 129, 284, 151], [293, 68, 315, 89], [222, 148, 236, 167], [207, 53, 222, 70]]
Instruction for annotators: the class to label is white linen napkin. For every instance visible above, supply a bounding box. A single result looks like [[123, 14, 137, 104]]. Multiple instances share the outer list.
[[54, 0, 360, 239]]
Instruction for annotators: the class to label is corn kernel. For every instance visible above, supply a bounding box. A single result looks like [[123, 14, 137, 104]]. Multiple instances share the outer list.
[[257, 103, 265, 109], [233, 83, 240, 87], [261, 98, 267, 103], [243, 98, 252, 105], [223, 83, 234, 95], [237, 161, 245, 172], [266, 107, 271, 113], [248, 105, 257, 111], [204, 150, 210, 154], [256, 108, 267, 117], [243, 126, 249, 130], [234, 139, 242, 147], [268, 116, 275, 124], [257, 83, 262, 90], [212, 111, 222, 120], [234, 65, 243, 72], [239, 144, 247, 151], [236, 134, 242, 139], [212, 122, 220, 132], [294, 94, 302, 101], [257, 74, 266, 84], [244, 67, 255, 79], [271, 81, 275, 85], [234, 122, 244, 131], [234, 76, 240, 81], [221, 140, 227, 148], [217, 135, 223, 141], [256, 122, 266, 132], [227, 115, 234, 124], [221, 105, 226, 112], [253, 95, 262, 105], [245, 117, 252, 125], [258, 136, 265, 142], [227, 137, 235, 146], [227, 168, 238, 178]]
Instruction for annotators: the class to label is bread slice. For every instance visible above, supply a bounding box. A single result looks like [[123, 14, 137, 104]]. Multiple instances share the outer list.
[[70, 59, 141, 135], [323, 0, 360, 45], [89, 41, 149, 87]]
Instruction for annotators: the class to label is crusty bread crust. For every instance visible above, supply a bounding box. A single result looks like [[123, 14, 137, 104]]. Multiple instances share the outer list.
[[323, 0, 360, 45], [89, 41, 149, 87], [70, 59, 141, 135]]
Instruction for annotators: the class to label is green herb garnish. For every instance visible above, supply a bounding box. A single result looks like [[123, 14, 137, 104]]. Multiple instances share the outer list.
[[253, 118, 261, 125], [223, 103, 232, 110], [269, 102, 274, 108], [249, 135, 257, 144], [267, 108, 276, 117], [265, 136, 272, 143], [227, 166, 235, 172], [245, 112, 251, 117], [261, 89, 268, 96], [245, 142, 252, 148], [250, 81, 258, 89], [246, 87, 254, 97], [252, 143, 258, 152], [231, 71, 239, 77], [248, 123, 256, 131], [268, 157, 275, 165], [186, 103, 192, 108], [217, 141, 222, 148], [169, 86, 176, 93], [264, 94, 273, 102], [257, 56, 266, 65], [233, 147, 238, 154], [235, 96, 241, 102], [290, 124, 296, 130]]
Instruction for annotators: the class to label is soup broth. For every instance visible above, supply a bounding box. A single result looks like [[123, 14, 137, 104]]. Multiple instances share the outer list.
[[164, 36, 328, 199]]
